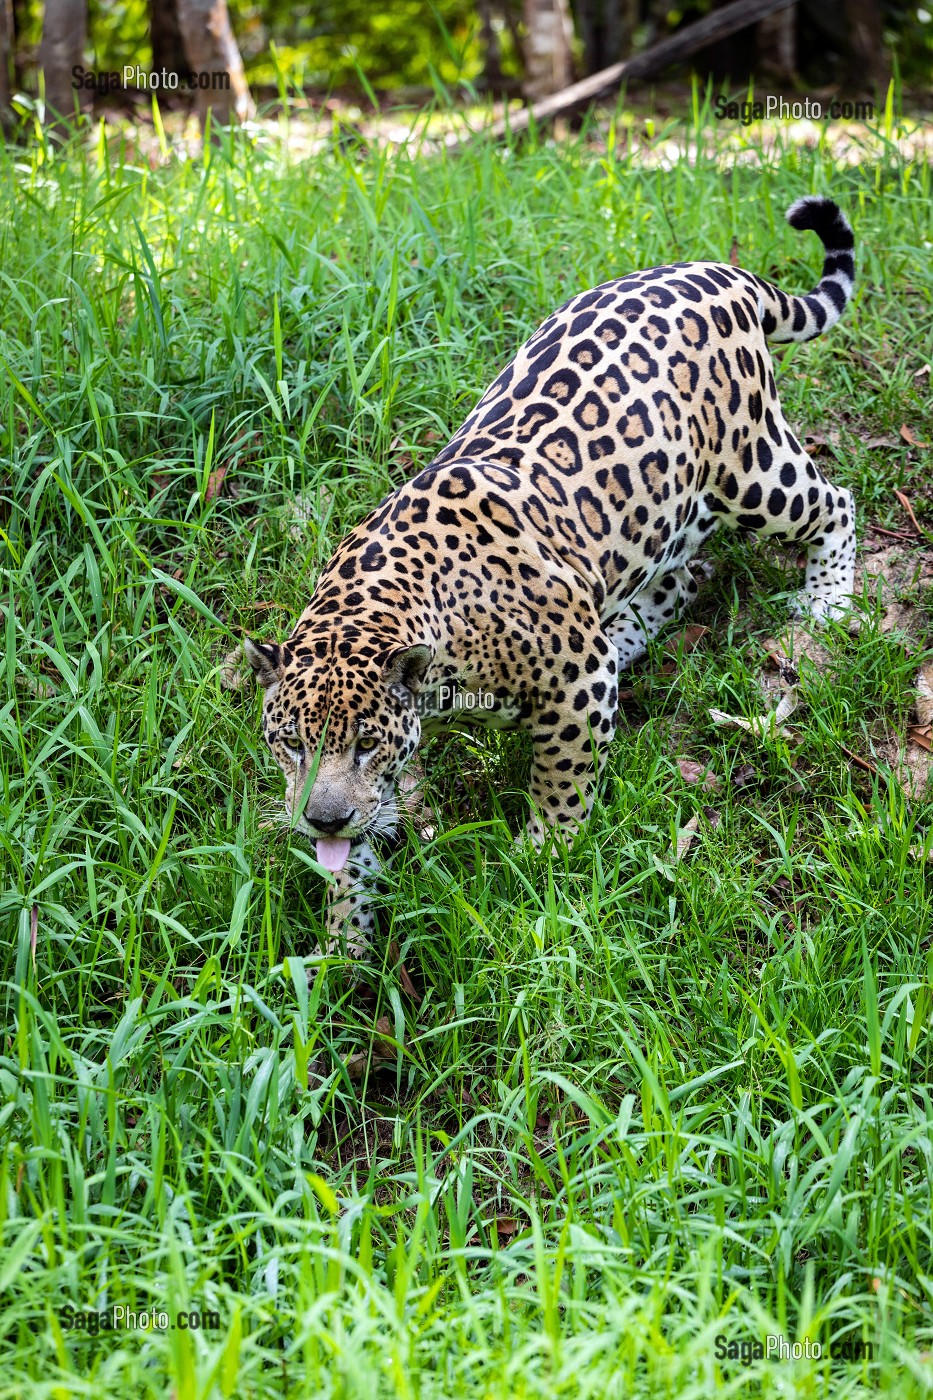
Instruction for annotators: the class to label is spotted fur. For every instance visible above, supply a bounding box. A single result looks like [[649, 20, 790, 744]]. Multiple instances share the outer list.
[[244, 196, 857, 956]]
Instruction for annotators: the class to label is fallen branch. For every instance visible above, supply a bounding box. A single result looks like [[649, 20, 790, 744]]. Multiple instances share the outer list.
[[839, 744, 881, 778], [868, 522, 918, 541], [454, 0, 797, 143], [893, 489, 925, 537]]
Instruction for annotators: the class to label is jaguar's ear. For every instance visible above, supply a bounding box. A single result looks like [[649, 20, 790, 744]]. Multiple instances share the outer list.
[[383, 645, 433, 705], [242, 636, 284, 691]]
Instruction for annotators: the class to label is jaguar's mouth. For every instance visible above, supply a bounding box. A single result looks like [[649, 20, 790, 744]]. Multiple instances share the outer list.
[[314, 837, 352, 872], [293, 802, 383, 870]]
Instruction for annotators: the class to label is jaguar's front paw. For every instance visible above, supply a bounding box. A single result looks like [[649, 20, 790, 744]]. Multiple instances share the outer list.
[[791, 589, 852, 625], [322, 884, 375, 969], [321, 921, 372, 964], [320, 836, 380, 970]]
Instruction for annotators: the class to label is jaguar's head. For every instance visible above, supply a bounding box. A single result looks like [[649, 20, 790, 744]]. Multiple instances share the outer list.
[[243, 629, 432, 871]]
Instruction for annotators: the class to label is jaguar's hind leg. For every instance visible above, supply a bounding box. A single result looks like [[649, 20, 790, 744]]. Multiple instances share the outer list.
[[724, 435, 856, 623], [606, 564, 703, 669], [795, 483, 856, 621]]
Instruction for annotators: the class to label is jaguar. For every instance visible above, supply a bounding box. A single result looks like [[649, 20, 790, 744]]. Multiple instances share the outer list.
[[239, 195, 856, 956]]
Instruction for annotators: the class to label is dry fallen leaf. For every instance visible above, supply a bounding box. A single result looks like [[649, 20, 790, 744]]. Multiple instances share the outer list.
[[17, 672, 55, 698], [325, 1025, 405, 1081], [663, 624, 709, 655], [204, 464, 228, 502], [342, 1052, 369, 1080], [898, 739, 933, 800], [710, 687, 798, 740], [900, 424, 929, 449], [772, 690, 800, 730], [731, 763, 758, 789], [916, 663, 933, 728], [387, 938, 422, 1005], [674, 812, 701, 862], [893, 489, 924, 535], [492, 1217, 519, 1238], [882, 600, 919, 637], [671, 807, 720, 870], [372, 1016, 397, 1061], [897, 661, 933, 796], [677, 757, 719, 789], [864, 435, 903, 450]]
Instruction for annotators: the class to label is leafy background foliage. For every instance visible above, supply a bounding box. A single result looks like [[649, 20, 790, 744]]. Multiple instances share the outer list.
[[9, 0, 933, 92]]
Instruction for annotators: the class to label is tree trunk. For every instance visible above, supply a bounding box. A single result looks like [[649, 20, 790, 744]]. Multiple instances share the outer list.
[[757, 3, 795, 79], [618, 0, 639, 59], [522, 0, 574, 99], [470, 0, 800, 143], [175, 0, 253, 128], [642, 0, 672, 49], [0, 0, 13, 125], [605, 0, 640, 65], [11, 0, 27, 86], [501, 0, 525, 76], [579, 0, 640, 74], [576, 0, 596, 74], [151, 0, 190, 80], [477, 0, 504, 90], [38, 0, 86, 124], [842, 0, 887, 93]]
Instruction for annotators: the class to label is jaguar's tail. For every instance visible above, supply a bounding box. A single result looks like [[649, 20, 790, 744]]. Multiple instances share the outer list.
[[754, 196, 855, 344]]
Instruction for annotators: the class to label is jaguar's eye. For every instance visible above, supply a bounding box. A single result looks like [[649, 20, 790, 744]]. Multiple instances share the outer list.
[[356, 734, 378, 752], [282, 733, 303, 752]]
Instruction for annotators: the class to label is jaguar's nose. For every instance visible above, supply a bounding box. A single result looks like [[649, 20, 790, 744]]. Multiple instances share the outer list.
[[308, 813, 354, 835]]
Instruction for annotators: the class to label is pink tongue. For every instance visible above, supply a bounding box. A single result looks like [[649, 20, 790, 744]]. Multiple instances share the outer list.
[[316, 838, 351, 873]]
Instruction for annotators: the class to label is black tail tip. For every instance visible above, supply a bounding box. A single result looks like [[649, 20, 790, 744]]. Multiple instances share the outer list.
[[786, 195, 854, 249]]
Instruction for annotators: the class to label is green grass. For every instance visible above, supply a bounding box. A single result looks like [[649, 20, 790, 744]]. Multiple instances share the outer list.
[[1, 93, 933, 1397]]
